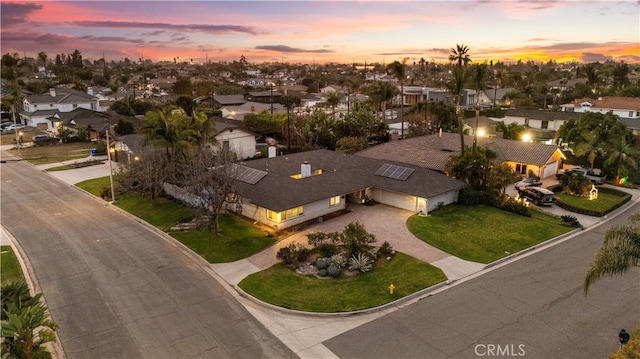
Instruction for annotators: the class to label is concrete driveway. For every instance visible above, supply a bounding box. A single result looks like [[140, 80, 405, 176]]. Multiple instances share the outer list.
[[213, 203, 486, 285]]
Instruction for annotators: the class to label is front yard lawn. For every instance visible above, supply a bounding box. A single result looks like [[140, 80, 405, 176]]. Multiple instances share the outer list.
[[76, 177, 275, 262], [407, 205, 573, 264], [556, 189, 630, 216], [171, 215, 276, 263], [9, 142, 96, 165], [238, 252, 447, 312], [1, 245, 25, 285]]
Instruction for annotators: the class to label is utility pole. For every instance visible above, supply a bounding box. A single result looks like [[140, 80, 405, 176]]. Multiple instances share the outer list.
[[105, 123, 115, 203], [270, 83, 274, 114]]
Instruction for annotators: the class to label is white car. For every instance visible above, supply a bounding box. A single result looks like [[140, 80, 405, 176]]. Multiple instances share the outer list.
[[3, 124, 26, 133], [514, 177, 543, 190]]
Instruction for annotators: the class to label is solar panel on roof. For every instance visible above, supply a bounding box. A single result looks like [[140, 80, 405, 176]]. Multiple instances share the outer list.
[[374, 163, 414, 181], [232, 164, 267, 185]]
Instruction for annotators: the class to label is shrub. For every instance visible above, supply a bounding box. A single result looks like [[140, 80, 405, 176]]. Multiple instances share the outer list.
[[342, 221, 377, 257], [378, 241, 394, 257], [316, 258, 329, 270], [327, 264, 341, 278], [317, 269, 327, 277], [317, 243, 338, 257], [276, 243, 299, 267], [458, 187, 482, 205], [297, 246, 311, 262], [560, 214, 581, 228], [348, 252, 374, 273], [329, 253, 347, 268]]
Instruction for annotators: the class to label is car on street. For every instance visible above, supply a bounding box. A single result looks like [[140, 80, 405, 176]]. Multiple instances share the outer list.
[[2, 124, 26, 133], [514, 177, 543, 190], [517, 186, 556, 206]]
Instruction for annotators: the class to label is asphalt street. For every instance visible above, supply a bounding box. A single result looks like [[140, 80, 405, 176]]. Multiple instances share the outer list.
[[0, 157, 297, 358], [324, 200, 640, 358]]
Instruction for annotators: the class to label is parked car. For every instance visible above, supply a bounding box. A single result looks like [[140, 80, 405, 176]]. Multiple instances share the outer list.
[[32, 134, 57, 145], [556, 168, 606, 184], [2, 124, 26, 133], [517, 186, 556, 206], [514, 177, 543, 190]]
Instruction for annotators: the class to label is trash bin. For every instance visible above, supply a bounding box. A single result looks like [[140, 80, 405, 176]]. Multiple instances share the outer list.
[[90, 148, 97, 156]]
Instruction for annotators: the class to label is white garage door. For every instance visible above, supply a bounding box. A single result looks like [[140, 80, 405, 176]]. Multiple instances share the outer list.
[[543, 161, 558, 179], [371, 189, 416, 211]]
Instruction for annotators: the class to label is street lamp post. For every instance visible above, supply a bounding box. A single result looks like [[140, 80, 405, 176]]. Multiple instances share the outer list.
[[105, 124, 115, 203]]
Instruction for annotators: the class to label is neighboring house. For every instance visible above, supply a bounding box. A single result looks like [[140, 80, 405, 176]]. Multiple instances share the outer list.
[[57, 108, 116, 140], [401, 86, 449, 106], [114, 133, 145, 163], [221, 101, 285, 121], [230, 149, 465, 230], [214, 120, 257, 160], [357, 132, 565, 179], [244, 91, 282, 104], [20, 87, 104, 130], [494, 109, 583, 143], [212, 95, 246, 107], [485, 87, 515, 108], [560, 96, 640, 134], [320, 85, 340, 94]]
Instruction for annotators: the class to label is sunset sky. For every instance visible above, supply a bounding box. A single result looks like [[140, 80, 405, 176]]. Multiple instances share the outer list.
[[1, 0, 639, 65]]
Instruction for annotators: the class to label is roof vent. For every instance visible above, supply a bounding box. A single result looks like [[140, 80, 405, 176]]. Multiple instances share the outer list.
[[301, 161, 311, 178]]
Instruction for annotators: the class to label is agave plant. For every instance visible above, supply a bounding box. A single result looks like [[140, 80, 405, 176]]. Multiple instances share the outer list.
[[348, 252, 373, 273], [330, 253, 347, 268]]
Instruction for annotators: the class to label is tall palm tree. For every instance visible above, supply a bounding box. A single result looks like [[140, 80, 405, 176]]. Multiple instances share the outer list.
[[449, 66, 468, 154], [603, 136, 638, 179], [472, 63, 488, 153], [281, 94, 301, 151], [388, 59, 407, 139], [449, 44, 472, 67], [583, 213, 640, 294], [326, 91, 342, 121], [574, 131, 602, 170]]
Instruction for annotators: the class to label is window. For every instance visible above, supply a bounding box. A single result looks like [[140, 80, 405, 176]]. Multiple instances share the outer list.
[[73, 104, 78, 109], [515, 163, 527, 174], [266, 206, 303, 222], [629, 111, 634, 118], [541, 120, 548, 129], [91, 103, 96, 110], [330, 195, 341, 207]]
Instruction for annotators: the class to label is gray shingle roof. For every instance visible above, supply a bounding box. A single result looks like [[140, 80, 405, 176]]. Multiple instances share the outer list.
[[234, 149, 465, 212], [26, 88, 97, 105]]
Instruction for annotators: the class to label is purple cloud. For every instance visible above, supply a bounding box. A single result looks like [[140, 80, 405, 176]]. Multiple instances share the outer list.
[[0, 2, 42, 26], [255, 45, 334, 53], [580, 52, 613, 62], [69, 21, 265, 36]]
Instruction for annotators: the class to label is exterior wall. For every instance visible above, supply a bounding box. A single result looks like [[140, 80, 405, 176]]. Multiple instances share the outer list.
[[215, 130, 256, 159], [527, 118, 565, 131], [237, 195, 347, 230], [428, 190, 459, 210]]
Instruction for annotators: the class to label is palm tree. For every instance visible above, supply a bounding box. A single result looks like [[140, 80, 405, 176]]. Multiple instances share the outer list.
[[449, 44, 472, 67], [281, 94, 301, 151], [574, 131, 602, 170], [583, 213, 640, 294], [325, 91, 341, 121], [472, 63, 488, 153], [603, 136, 638, 180], [387, 59, 407, 138], [449, 66, 469, 154]]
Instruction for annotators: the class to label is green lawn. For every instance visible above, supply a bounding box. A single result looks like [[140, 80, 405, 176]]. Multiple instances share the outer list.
[[171, 215, 276, 263], [1, 246, 25, 285], [556, 191, 624, 213], [406, 205, 573, 264], [76, 177, 275, 262], [238, 252, 447, 312], [9, 142, 96, 165]]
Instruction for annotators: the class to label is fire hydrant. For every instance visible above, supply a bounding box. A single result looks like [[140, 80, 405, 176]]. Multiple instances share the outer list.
[[389, 284, 395, 295]]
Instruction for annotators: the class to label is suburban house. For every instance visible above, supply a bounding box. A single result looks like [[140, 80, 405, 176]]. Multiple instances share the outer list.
[[20, 88, 104, 130], [493, 109, 582, 143], [560, 96, 640, 134], [244, 90, 282, 104], [230, 149, 465, 230], [220, 102, 286, 121], [214, 119, 257, 160], [57, 108, 117, 141], [485, 87, 514, 108], [356, 132, 566, 179]]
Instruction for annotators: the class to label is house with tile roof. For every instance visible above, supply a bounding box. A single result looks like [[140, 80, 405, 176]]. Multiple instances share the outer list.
[[357, 132, 565, 179], [230, 149, 465, 230], [560, 96, 640, 134]]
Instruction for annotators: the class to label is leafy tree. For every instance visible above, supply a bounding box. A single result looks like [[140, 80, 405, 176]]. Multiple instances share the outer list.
[[495, 121, 526, 140], [175, 95, 196, 115], [336, 136, 369, 154], [172, 77, 193, 95], [365, 81, 398, 121], [297, 109, 336, 150], [603, 135, 638, 181], [574, 130, 603, 170], [445, 146, 497, 190], [584, 213, 640, 294], [449, 66, 469, 153], [115, 119, 135, 135], [242, 111, 286, 137], [325, 91, 342, 120], [341, 221, 377, 257]]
